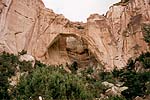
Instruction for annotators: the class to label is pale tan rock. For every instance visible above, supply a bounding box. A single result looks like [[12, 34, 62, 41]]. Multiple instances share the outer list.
[[0, 0, 149, 70], [19, 54, 35, 67], [8, 72, 20, 86], [103, 81, 128, 96], [102, 81, 114, 88], [135, 96, 144, 100]]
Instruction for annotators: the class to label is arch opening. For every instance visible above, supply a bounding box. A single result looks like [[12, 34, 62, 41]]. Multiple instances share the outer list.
[[45, 33, 99, 68]]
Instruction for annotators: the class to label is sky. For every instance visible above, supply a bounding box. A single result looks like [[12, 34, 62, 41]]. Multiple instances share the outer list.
[[42, 0, 120, 22]]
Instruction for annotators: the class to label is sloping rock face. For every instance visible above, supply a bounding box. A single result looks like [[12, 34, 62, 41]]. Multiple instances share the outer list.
[[107, 0, 150, 68], [0, 0, 149, 70], [87, 0, 150, 69]]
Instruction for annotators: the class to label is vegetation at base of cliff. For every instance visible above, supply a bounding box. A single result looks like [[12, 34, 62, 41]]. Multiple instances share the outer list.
[[13, 66, 93, 100], [104, 96, 127, 100], [0, 52, 16, 100], [112, 52, 150, 100], [0, 51, 150, 100], [84, 51, 150, 100], [0, 52, 95, 100], [112, 69, 150, 100], [136, 52, 150, 69], [0, 52, 33, 100]]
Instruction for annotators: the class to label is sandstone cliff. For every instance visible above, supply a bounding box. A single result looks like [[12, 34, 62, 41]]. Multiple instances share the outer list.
[[0, 0, 149, 70]]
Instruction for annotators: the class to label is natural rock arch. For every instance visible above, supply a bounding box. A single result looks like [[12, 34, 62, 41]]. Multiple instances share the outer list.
[[1, 0, 148, 70], [40, 32, 100, 68]]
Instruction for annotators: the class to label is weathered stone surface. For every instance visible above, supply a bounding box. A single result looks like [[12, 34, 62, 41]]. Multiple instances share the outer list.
[[19, 54, 35, 67], [0, 0, 149, 70], [102, 81, 128, 96], [87, 0, 150, 69]]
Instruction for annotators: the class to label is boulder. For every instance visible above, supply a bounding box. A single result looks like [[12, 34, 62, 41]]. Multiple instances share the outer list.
[[19, 54, 35, 67]]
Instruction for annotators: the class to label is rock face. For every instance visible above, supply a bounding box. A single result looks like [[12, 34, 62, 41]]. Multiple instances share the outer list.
[[0, 0, 150, 70]]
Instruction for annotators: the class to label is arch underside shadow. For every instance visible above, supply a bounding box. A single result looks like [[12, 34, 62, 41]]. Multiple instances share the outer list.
[[44, 33, 100, 68]]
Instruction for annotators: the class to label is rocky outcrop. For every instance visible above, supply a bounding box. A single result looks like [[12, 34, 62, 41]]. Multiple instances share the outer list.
[[0, 0, 149, 70], [87, 0, 150, 69], [106, 0, 150, 68], [102, 81, 128, 96]]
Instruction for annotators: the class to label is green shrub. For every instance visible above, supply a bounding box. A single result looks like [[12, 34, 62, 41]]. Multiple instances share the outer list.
[[120, 71, 145, 99], [19, 60, 33, 72], [142, 24, 150, 43], [87, 80, 107, 98], [70, 61, 78, 74], [13, 66, 92, 100], [34, 60, 47, 68], [86, 67, 94, 74], [0, 52, 33, 100], [111, 70, 150, 100], [1, 51, 149, 100], [113, 52, 150, 99], [80, 67, 108, 98], [136, 52, 150, 69], [99, 71, 116, 83], [105, 96, 127, 100], [0, 52, 17, 100], [145, 82, 150, 95], [0, 52, 107, 100]]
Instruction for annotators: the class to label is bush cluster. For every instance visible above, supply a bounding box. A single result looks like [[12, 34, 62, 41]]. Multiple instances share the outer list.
[[0, 52, 17, 100], [13, 66, 92, 100], [0, 52, 33, 100], [0, 51, 150, 100], [112, 52, 150, 100]]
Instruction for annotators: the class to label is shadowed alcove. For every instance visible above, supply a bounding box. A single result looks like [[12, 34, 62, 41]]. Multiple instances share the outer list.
[[45, 33, 98, 68]]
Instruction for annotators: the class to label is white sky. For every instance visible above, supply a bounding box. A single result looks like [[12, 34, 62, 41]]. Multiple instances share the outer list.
[[42, 0, 120, 22]]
